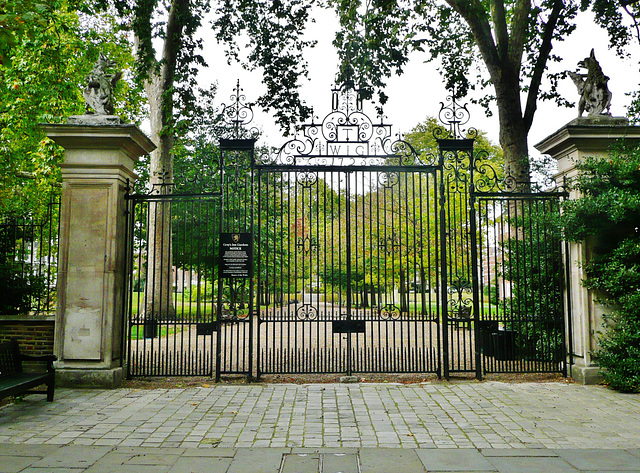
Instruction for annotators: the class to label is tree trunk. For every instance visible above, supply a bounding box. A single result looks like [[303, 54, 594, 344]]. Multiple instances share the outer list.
[[400, 269, 408, 313], [144, 76, 176, 320], [494, 72, 531, 191], [136, 0, 190, 320]]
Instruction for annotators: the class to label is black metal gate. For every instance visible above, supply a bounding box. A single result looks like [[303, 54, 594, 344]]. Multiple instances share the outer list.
[[123, 135, 255, 379], [123, 86, 570, 379], [256, 166, 442, 376], [473, 186, 568, 375]]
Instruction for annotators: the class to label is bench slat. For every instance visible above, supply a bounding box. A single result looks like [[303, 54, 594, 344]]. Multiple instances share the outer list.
[[0, 338, 55, 402]]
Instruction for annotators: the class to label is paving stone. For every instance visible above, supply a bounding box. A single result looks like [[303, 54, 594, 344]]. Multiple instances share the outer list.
[[0, 455, 38, 473], [30, 445, 112, 469], [181, 448, 236, 457], [126, 452, 181, 466], [555, 449, 640, 471], [0, 444, 59, 457], [359, 448, 426, 473], [487, 456, 580, 473], [416, 449, 497, 471], [481, 449, 557, 457], [321, 453, 359, 473], [280, 452, 320, 472], [21, 468, 88, 473], [167, 456, 232, 473], [226, 448, 290, 473]]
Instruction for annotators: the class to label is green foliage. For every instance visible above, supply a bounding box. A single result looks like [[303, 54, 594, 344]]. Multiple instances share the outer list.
[[404, 117, 504, 290], [329, 1, 638, 185], [329, 0, 412, 108], [0, 1, 141, 216], [0, 218, 47, 315], [0, 261, 46, 315], [482, 280, 499, 306], [562, 145, 640, 392], [501, 204, 565, 361], [331, 1, 635, 114], [320, 266, 364, 293], [214, 0, 317, 134], [403, 117, 503, 165]]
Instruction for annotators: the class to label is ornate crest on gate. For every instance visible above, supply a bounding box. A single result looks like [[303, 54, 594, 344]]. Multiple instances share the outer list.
[[260, 86, 430, 167]]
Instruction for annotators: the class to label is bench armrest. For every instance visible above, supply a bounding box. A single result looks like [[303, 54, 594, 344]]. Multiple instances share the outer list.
[[20, 354, 57, 371]]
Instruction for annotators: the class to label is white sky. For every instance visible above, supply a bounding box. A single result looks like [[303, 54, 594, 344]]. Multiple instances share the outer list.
[[198, 8, 640, 157]]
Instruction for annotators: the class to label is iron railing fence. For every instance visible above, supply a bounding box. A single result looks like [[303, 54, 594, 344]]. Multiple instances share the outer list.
[[122, 86, 571, 379], [0, 191, 60, 316]]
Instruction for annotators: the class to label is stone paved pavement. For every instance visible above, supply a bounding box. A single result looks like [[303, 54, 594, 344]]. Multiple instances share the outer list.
[[1, 381, 639, 471], [2, 444, 640, 473]]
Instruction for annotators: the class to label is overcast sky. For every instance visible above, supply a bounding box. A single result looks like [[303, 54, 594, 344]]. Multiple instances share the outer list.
[[199, 8, 640, 156]]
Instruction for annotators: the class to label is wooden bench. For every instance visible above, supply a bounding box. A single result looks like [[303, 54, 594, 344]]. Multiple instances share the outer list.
[[0, 338, 56, 402]]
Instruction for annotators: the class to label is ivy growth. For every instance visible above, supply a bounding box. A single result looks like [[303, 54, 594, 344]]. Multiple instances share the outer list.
[[562, 145, 640, 393]]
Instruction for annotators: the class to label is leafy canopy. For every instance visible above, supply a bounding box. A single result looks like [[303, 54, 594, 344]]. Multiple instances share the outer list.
[[0, 0, 140, 216], [330, 1, 638, 113]]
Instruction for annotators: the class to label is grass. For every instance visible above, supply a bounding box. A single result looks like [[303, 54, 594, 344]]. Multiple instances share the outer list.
[[129, 291, 503, 321], [130, 324, 183, 340], [129, 292, 217, 319]]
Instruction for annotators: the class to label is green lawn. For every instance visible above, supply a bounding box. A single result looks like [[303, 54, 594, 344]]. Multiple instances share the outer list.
[[130, 324, 183, 340], [129, 292, 217, 320]]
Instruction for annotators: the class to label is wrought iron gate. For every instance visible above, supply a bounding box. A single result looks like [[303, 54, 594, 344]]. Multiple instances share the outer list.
[[473, 184, 568, 375], [256, 166, 442, 376], [123, 135, 254, 379], [123, 86, 570, 379]]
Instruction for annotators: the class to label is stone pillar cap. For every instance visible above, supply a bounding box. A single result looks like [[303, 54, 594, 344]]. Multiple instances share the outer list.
[[41, 122, 156, 160], [535, 117, 640, 158]]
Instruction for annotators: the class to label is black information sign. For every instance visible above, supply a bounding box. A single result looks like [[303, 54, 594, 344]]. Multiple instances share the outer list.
[[219, 232, 253, 278]]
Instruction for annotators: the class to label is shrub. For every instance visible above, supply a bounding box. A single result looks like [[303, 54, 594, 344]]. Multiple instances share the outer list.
[[501, 202, 565, 362], [0, 261, 46, 315], [562, 145, 640, 392]]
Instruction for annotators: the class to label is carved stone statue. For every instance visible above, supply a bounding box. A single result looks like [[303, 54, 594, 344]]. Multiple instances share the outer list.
[[568, 49, 612, 117], [83, 53, 122, 115]]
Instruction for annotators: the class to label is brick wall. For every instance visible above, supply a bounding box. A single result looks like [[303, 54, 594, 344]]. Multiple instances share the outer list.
[[0, 318, 55, 372]]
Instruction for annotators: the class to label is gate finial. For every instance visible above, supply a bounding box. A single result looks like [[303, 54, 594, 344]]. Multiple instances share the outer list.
[[221, 80, 258, 139], [437, 85, 474, 139]]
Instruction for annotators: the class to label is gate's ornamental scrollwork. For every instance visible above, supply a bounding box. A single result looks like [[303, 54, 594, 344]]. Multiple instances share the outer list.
[[262, 87, 430, 166], [221, 79, 259, 139]]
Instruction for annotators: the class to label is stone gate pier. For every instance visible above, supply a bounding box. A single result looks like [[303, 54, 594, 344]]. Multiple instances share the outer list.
[[41, 121, 155, 387], [535, 117, 640, 384]]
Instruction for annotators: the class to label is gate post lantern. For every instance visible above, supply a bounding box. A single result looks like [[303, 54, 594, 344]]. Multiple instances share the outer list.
[[535, 116, 640, 384], [41, 57, 155, 387]]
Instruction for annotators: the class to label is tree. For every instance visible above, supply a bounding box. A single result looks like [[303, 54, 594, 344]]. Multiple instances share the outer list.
[[89, 0, 317, 318], [404, 117, 503, 293], [330, 1, 639, 187], [0, 1, 138, 216]]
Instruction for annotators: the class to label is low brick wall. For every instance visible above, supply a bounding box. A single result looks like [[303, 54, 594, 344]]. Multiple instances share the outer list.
[[0, 315, 55, 372]]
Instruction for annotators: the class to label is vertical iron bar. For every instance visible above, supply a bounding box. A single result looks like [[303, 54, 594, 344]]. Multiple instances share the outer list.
[[345, 173, 352, 376], [439, 153, 449, 379]]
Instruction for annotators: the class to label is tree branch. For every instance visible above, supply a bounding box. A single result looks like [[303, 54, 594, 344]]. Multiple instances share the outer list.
[[491, 0, 509, 61], [507, 0, 531, 71], [622, 4, 640, 43], [523, 0, 563, 132], [445, 0, 501, 77]]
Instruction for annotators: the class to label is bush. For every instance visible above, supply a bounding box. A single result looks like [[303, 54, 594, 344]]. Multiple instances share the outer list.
[[501, 202, 565, 362], [0, 261, 46, 315], [562, 145, 640, 392]]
